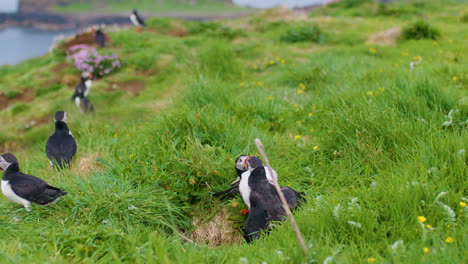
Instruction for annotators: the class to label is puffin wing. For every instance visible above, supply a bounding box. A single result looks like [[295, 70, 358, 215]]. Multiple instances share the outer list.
[[213, 177, 240, 199], [280, 186, 306, 210], [46, 134, 77, 163], [249, 167, 285, 221], [9, 173, 48, 199], [10, 173, 66, 205]]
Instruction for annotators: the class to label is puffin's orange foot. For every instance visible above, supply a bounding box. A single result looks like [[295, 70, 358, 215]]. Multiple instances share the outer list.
[[240, 209, 249, 215]]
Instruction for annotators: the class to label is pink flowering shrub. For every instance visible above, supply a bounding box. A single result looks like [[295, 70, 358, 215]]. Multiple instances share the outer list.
[[67, 44, 121, 78]]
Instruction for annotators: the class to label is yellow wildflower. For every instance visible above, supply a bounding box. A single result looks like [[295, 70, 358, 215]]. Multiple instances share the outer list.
[[308, 113, 313, 117], [426, 224, 432, 228], [367, 91, 373, 96], [309, 129, 314, 132], [298, 83, 306, 89], [460, 201, 467, 208], [296, 121, 302, 125], [452, 76, 457, 81], [281, 59, 286, 64], [417, 216, 427, 223], [266, 96, 273, 100], [369, 48, 377, 53], [297, 89, 304, 94], [269, 60, 275, 65], [445, 237, 454, 244], [294, 135, 301, 140], [313, 145, 319, 151], [367, 257, 377, 263], [423, 247, 430, 254], [257, 81, 263, 86], [379, 87, 384, 92]]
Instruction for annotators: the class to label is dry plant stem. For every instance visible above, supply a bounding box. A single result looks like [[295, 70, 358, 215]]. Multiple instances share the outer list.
[[254, 138, 308, 256]]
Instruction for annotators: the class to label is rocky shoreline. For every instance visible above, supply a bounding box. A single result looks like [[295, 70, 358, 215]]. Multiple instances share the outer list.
[[0, 11, 255, 31]]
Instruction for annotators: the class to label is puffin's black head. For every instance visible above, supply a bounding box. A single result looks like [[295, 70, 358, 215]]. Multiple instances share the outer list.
[[246, 156, 263, 171], [54, 111, 67, 123], [132, 9, 138, 14], [0, 153, 18, 171], [80, 71, 93, 81], [235, 155, 251, 175]]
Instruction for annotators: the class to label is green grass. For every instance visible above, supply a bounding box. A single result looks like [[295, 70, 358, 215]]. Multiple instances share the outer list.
[[0, 0, 467, 263], [51, 0, 251, 13]]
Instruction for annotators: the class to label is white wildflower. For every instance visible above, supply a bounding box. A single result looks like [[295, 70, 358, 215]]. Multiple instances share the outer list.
[[347, 221, 362, 229], [333, 204, 342, 219], [370, 182, 378, 188], [128, 205, 138, 210], [435, 191, 456, 224], [323, 245, 344, 264], [390, 240, 404, 252], [239, 257, 249, 264]]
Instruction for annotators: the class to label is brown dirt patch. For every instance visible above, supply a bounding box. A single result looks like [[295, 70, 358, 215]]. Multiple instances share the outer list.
[[168, 29, 189, 37], [0, 142, 22, 154], [25, 115, 50, 130], [0, 88, 35, 111], [367, 27, 401, 46], [71, 153, 103, 178], [63, 31, 112, 50], [107, 80, 145, 96], [190, 208, 242, 246], [0, 94, 8, 111]]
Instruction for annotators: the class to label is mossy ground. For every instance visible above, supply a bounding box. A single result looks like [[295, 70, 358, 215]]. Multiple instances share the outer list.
[[0, 0, 466, 263]]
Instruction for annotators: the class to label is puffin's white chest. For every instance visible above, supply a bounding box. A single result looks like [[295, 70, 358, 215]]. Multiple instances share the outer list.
[[84, 80, 92, 96], [75, 97, 81, 109], [1, 180, 30, 207], [130, 14, 140, 26], [239, 171, 251, 209]]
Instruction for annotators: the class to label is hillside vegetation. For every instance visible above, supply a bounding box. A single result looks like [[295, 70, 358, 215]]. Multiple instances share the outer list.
[[0, 0, 466, 263]]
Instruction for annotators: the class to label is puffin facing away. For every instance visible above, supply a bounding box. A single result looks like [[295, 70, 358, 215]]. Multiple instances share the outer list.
[[0, 153, 67, 211], [241, 165, 286, 242], [74, 93, 95, 113], [238, 156, 305, 242], [94, 28, 106, 48], [46, 111, 77, 168], [130, 9, 145, 27]]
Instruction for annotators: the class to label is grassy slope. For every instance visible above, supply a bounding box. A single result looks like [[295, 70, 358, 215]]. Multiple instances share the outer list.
[[0, 0, 467, 263], [51, 0, 250, 13]]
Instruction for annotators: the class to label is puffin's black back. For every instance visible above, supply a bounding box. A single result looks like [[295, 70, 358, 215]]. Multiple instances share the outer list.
[[244, 166, 286, 242], [95, 29, 106, 47], [3, 162, 67, 204], [46, 121, 77, 168]]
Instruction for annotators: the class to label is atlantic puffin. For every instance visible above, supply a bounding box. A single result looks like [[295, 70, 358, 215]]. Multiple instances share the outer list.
[[130, 9, 145, 27], [94, 28, 106, 48], [240, 163, 287, 242], [75, 93, 95, 113], [0, 153, 67, 211], [45, 111, 77, 168], [72, 71, 93, 100], [213, 155, 250, 199]]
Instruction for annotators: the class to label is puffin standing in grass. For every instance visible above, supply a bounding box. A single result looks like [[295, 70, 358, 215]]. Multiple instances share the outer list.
[[72, 72, 95, 113], [238, 156, 305, 242], [94, 28, 106, 48], [214, 155, 304, 209], [46, 111, 77, 168], [213, 155, 251, 199], [0, 153, 67, 211], [130, 9, 145, 27], [73, 71, 93, 99]]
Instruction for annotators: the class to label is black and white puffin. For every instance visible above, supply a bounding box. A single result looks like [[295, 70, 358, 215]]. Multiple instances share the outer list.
[[239, 156, 305, 242], [94, 28, 106, 48], [213, 155, 251, 199], [0, 153, 67, 211], [75, 93, 95, 113], [239, 161, 286, 242], [130, 9, 145, 27], [45, 111, 77, 168], [72, 71, 93, 100]]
